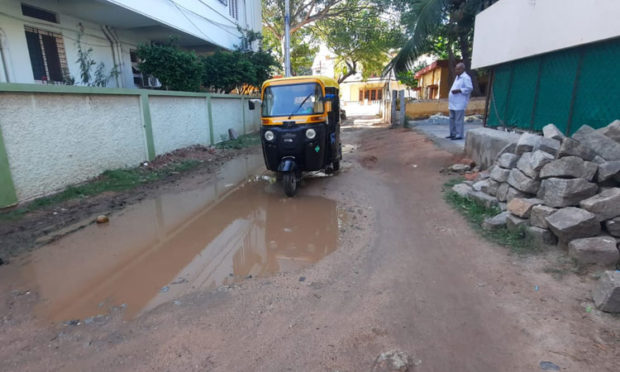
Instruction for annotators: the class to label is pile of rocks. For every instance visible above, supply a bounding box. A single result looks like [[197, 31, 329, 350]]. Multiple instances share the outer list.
[[453, 120, 620, 312]]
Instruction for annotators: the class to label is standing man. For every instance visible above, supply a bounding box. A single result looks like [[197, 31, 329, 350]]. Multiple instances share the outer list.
[[447, 62, 473, 140]]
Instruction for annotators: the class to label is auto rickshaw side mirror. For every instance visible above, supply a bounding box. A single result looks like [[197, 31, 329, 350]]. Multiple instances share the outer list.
[[248, 99, 261, 110], [324, 101, 332, 113]]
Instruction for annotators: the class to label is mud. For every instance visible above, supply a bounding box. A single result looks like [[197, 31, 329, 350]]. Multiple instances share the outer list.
[[4, 154, 340, 323]]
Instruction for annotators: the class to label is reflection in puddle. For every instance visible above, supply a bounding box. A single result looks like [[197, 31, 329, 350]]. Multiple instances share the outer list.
[[10, 154, 339, 323]]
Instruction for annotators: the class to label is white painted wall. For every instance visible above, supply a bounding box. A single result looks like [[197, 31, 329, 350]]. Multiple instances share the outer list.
[[0, 93, 147, 200], [150, 96, 210, 155], [0, 90, 261, 202], [472, 0, 620, 68]]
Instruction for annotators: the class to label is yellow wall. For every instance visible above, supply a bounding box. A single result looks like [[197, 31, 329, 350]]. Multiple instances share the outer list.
[[405, 97, 486, 119], [418, 67, 451, 99]]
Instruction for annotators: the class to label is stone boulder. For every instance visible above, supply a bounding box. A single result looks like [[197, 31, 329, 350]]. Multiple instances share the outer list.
[[597, 161, 620, 183], [557, 138, 597, 161], [579, 188, 620, 221], [472, 179, 489, 192], [573, 125, 620, 161], [538, 178, 598, 207], [470, 191, 499, 208], [516, 132, 542, 155], [506, 214, 528, 233], [452, 183, 473, 198], [496, 183, 510, 202], [482, 211, 510, 230], [568, 236, 619, 268], [507, 197, 543, 218], [490, 166, 510, 183], [538, 137, 561, 156], [530, 205, 557, 229], [539, 156, 598, 181], [593, 271, 620, 313], [542, 123, 565, 141], [605, 217, 620, 237], [516, 151, 554, 179], [507, 169, 540, 194], [497, 153, 519, 169], [525, 225, 558, 246], [481, 179, 500, 196], [597, 119, 620, 143], [465, 128, 520, 169], [545, 207, 601, 241], [506, 186, 529, 202]]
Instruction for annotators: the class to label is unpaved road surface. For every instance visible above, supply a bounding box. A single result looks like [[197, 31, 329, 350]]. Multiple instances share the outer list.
[[0, 117, 618, 371]]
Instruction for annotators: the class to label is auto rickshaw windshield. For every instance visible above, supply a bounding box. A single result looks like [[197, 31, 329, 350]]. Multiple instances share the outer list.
[[262, 83, 324, 117]]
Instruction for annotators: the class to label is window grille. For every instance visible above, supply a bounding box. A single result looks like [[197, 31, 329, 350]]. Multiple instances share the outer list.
[[24, 26, 68, 82], [229, 0, 238, 20]]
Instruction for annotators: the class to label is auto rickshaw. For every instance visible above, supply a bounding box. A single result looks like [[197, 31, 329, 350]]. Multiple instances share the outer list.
[[249, 76, 342, 197]]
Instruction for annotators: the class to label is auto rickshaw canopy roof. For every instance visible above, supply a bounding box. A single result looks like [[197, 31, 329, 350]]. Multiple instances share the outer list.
[[262, 75, 339, 90]]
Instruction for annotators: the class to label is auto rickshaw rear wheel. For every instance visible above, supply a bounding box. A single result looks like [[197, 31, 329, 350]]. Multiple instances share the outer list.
[[283, 172, 297, 197]]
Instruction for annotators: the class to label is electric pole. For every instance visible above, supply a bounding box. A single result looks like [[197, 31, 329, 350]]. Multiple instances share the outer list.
[[284, 0, 292, 77]]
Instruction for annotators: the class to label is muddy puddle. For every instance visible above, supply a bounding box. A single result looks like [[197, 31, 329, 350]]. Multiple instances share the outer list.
[[4, 154, 340, 323]]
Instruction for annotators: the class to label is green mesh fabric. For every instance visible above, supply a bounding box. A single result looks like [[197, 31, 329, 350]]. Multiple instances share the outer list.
[[487, 37, 620, 134]]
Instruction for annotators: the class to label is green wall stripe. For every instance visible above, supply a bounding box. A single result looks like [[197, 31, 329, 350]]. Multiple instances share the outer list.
[[140, 94, 156, 161], [207, 96, 215, 145], [0, 126, 18, 207]]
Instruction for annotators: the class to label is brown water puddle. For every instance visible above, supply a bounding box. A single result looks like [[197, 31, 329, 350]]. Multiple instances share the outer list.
[[6, 155, 339, 323]]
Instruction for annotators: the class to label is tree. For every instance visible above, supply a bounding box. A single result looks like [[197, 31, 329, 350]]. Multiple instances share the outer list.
[[136, 41, 203, 92], [263, 27, 318, 76], [385, 0, 498, 95], [316, 6, 403, 83], [262, 0, 360, 72]]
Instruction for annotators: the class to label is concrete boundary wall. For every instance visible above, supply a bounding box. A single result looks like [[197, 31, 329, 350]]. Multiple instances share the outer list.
[[406, 98, 486, 119], [0, 83, 260, 206]]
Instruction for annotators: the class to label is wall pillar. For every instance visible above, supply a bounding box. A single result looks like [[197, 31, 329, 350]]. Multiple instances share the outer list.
[[140, 93, 156, 161], [207, 96, 214, 145], [0, 126, 18, 207]]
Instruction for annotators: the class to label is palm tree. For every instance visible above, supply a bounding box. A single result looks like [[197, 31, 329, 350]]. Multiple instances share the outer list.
[[385, 0, 498, 95]]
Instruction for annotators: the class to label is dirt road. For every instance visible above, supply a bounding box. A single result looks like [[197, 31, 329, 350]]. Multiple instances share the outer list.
[[0, 117, 618, 371]]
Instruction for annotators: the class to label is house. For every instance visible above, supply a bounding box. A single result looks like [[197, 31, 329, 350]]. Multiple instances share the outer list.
[[472, 0, 620, 134], [0, 0, 261, 88], [414, 60, 450, 100]]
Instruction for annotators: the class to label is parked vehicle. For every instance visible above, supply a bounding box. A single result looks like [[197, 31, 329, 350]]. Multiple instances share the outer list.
[[249, 76, 342, 197]]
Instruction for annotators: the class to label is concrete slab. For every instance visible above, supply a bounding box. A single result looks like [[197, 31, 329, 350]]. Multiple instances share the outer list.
[[407, 117, 483, 154]]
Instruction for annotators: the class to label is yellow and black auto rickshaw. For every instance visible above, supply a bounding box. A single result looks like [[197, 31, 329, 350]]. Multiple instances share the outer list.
[[250, 76, 342, 197]]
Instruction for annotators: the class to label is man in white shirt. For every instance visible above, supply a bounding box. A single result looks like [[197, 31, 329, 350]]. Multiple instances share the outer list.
[[447, 62, 473, 140]]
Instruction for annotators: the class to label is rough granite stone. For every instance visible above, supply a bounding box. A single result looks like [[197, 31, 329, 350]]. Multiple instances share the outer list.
[[539, 156, 598, 181], [497, 153, 519, 169], [507, 197, 543, 218], [593, 271, 620, 313], [538, 178, 598, 207], [490, 166, 510, 183], [507, 168, 540, 194], [538, 137, 561, 156], [482, 211, 510, 230], [516, 150, 554, 179], [542, 123, 565, 141], [597, 119, 620, 143], [452, 183, 473, 198], [516, 133, 542, 155], [496, 183, 510, 202], [558, 137, 597, 161], [525, 225, 558, 246], [481, 179, 500, 197], [605, 217, 620, 237], [579, 188, 620, 222], [472, 179, 489, 192], [506, 186, 529, 202], [573, 125, 620, 160], [530, 205, 557, 229], [545, 207, 601, 242], [506, 214, 528, 233], [470, 191, 499, 208], [568, 236, 619, 268], [597, 161, 620, 183]]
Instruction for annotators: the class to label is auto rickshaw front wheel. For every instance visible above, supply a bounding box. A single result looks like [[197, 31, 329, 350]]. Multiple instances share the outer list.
[[283, 172, 297, 197]]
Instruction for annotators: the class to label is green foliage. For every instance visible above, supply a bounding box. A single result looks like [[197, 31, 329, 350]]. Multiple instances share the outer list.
[[396, 61, 428, 89], [262, 27, 318, 76], [317, 4, 403, 82], [74, 30, 118, 87], [442, 178, 541, 255], [136, 41, 204, 92], [202, 49, 278, 93]]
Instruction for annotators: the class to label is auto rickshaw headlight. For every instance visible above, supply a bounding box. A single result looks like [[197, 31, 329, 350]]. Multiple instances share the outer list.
[[264, 130, 275, 141], [305, 128, 317, 140]]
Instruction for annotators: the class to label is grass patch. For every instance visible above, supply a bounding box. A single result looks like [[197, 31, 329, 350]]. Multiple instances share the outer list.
[[443, 178, 541, 255], [216, 133, 261, 150], [0, 159, 201, 221]]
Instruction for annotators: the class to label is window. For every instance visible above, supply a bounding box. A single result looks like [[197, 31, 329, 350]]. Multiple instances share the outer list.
[[21, 3, 57, 23], [229, 0, 238, 20], [24, 26, 68, 82], [262, 83, 324, 117], [377, 90, 382, 100], [370, 90, 376, 100]]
